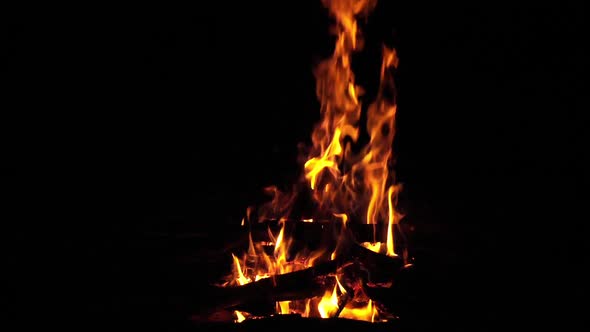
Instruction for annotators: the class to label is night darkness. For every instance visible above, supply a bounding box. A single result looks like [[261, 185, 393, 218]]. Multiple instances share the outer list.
[[5, 2, 586, 331]]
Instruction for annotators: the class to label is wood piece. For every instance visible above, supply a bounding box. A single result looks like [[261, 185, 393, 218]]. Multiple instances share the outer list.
[[194, 260, 338, 314], [346, 241, 405, 282]]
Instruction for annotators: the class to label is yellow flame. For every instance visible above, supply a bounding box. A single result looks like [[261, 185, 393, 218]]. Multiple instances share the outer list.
[[254, 274, 270, 281], [307, 249, 326, 267], [318, 285, 339, 318], [273, 222, 291, 275], [331, 213, 349, 260], [348, 82, 358, 104], [361, 241, 382, 254], [318, 277, 347, 318], [333, 212, 348, 226], [304, 128, 343, 190], [234, 310, 246, 323], [340, 300, 377, 322], [231, 253, 251, 286], [336, 276, 346, 293], [274, 225, 285, 255], [386, 185, 397, 256], [277, 301, 291, 314]]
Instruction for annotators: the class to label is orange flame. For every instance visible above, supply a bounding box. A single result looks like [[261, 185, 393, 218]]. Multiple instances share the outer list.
[[301, 0, 399, 240], [231, 254, 251, 286], [304, 299, 311, 317], [226, 0, 404, 322]]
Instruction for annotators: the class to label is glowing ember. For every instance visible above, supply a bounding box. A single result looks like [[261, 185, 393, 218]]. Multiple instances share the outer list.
[[222, 0, 408, 322]]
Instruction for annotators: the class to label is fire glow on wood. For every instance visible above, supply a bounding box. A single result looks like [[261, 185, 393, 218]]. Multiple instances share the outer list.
[[219, 0, 412, 323]]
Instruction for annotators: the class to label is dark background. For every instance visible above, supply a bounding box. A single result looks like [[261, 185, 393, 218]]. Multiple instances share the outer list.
[[4, 2, 586, 330]]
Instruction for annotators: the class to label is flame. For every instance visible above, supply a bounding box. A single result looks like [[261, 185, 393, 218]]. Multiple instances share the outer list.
[[254, 274, 270, 281], [303, 299, 312, 317], [333, 212, 348, 226], [224, 0, 406, 322], [277, 301, 291, 315], [247, 232, 256, 256], [273, 222, 291, 275], [304, 127, 343, 191], [318, 277, 347, 318], [231, 253, 250, 286], [234, 310, 246, 323], [340, 300, 377, 322], [274, 224, 285, 254], [386, 185, 397, 257], [361, 241, 382, 254], [243, 0, 399, 233], [299, 0, 399, 243], [331, 212, 349, 260]]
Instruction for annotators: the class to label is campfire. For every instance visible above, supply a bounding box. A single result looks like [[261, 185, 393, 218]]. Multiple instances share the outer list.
[[199, 0, 412, 324]]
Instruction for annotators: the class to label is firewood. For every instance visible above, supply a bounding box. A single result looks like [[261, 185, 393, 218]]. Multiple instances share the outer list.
[[346, 241, 405, 282], [194, 260, 338, 314]]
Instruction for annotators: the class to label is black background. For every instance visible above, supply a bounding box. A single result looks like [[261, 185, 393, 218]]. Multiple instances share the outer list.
[[4, 2, 586, 330]]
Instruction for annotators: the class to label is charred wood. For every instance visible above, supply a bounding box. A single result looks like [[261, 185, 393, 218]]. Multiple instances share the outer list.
[[194, 260, 338, 314]]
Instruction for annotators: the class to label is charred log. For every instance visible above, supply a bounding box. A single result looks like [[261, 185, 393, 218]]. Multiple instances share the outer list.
[[194, 260, 338, 314]]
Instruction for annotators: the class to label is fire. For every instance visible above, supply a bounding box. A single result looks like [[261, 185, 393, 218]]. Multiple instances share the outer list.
[[316, 277, 378, 322], [386, 185, 397, 256], [317, 278, 345, 318], [231, 254, 250, 286], [340, 300, 378, 322], [223, 0, 406, 322], [234, 310, 246, 323], [277, 301, 291, 315], [299, 1, 400, 251]]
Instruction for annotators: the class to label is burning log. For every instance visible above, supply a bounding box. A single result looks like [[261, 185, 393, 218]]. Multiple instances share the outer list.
[[194, 244, 403, 314], [346, 241, 405, 283], [251, 221, 405, 282], [195, 260, 338, 314], [360, 263, 421, 325], [194, 243, 403, 318]]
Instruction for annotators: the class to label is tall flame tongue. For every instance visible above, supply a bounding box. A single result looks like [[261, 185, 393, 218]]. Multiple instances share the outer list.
[[305, 0, 399, 252], [228, 0, 403, 323]]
